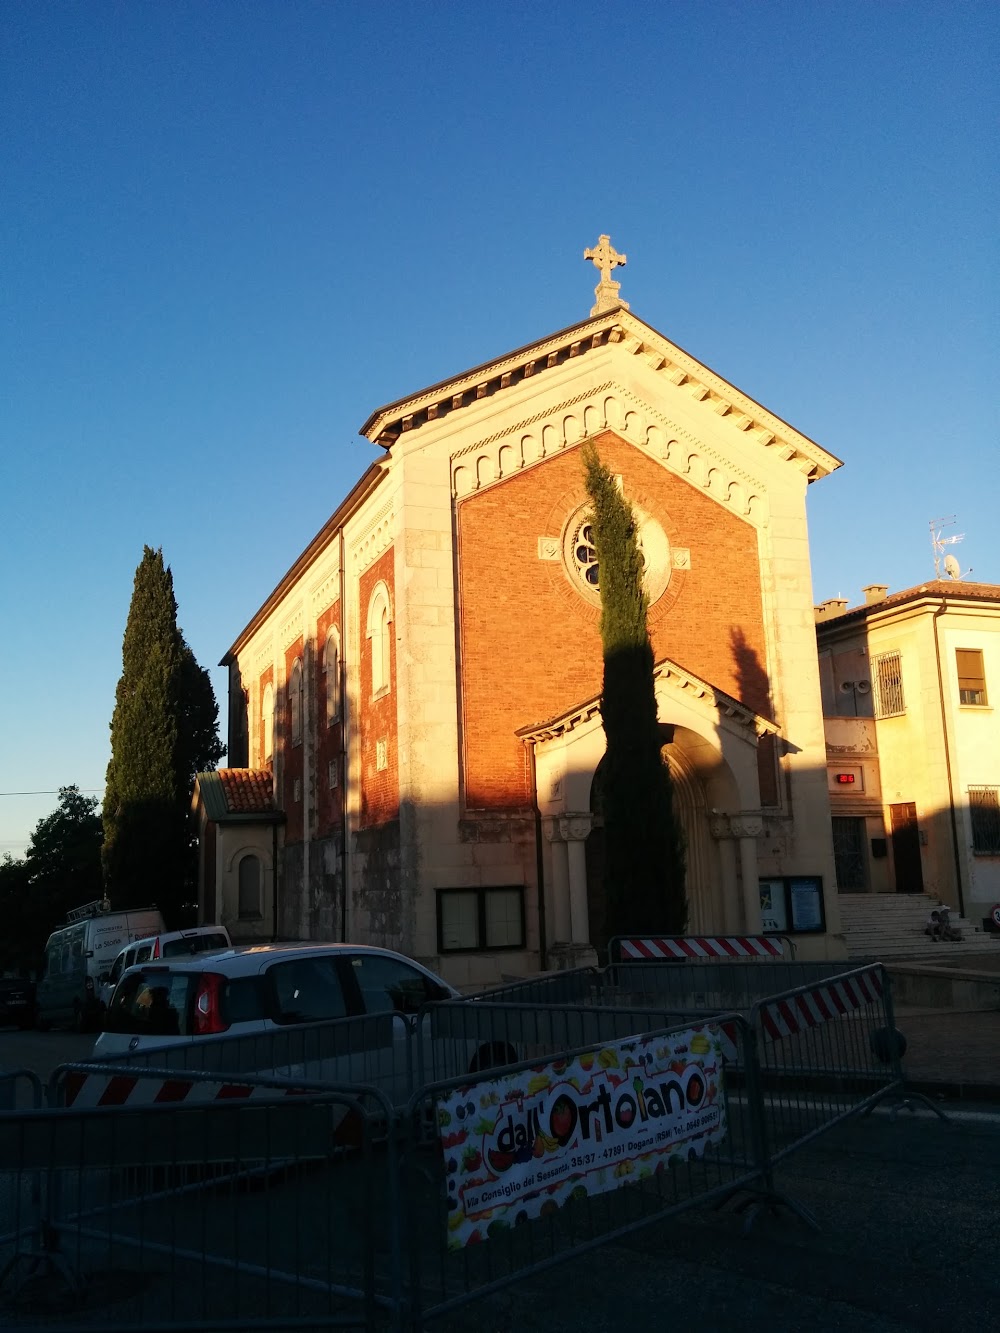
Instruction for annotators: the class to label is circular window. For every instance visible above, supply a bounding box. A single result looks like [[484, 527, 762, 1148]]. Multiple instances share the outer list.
[[561, 502, 671, 608]]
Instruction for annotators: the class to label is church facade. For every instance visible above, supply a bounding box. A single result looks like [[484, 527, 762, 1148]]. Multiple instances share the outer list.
[[197, 251, 847, 985]]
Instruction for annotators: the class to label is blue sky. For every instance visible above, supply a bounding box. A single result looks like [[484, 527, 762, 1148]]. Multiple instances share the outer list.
[[2, 1, 997, 857]]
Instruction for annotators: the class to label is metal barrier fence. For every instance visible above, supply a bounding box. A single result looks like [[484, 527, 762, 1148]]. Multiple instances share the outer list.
[[0, 1068, 43, 1112], [1, 1070, 404, 1330], [80, 1010, 417, 1108], [399, 1015, 764, 1329], [1, 963, 946, 1330], [475, 958, 853, 1018]]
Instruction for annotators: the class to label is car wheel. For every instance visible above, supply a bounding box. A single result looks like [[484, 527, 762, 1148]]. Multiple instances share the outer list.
[[469, 1042, 518, 1075]]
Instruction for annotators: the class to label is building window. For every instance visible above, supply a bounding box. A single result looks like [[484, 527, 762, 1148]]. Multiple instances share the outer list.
[[969, 786, 1000, 855], [871, 650, 905, 718], [262, 682, 274, 761], [832, 817, 868, 891], [956, 649, 988, 707], [323, 628, 341, 724], [289, 658, 304, 744], [328, 758, 339, 789], [437, 886, 525, 953], [238, 854, 262, 919], [366, 582, 392, 697], [376, 738, 388, 771]]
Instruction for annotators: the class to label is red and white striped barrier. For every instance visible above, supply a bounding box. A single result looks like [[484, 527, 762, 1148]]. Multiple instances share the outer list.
[[616, 935, 787, 961], [758, 969, 884, 1043], [59, 1070, 309, 1110]]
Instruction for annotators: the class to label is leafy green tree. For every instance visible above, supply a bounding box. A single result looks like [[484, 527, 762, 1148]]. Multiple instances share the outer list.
[[0, 787, 103, 971], [582, 444, 686, 942], [103, 547, 224, 923]]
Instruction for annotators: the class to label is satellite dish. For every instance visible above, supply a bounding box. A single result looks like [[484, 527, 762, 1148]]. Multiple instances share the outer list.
[[856, 680, 871, 694], [944, 553, 961, 580]]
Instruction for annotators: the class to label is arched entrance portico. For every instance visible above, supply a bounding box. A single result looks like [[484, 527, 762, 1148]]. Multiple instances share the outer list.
[[524, 658, 778, 962]]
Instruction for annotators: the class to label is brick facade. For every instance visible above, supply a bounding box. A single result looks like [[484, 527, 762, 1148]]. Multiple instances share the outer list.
[[358, 548, 399, 829], [457, 431, 768, 810]]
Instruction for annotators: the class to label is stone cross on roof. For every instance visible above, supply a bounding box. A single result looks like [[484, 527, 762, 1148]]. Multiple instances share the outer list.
[[584, 233, 629, 315]]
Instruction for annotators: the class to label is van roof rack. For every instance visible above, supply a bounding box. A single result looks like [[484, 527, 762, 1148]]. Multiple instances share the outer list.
[[66, 898, 111, 923]]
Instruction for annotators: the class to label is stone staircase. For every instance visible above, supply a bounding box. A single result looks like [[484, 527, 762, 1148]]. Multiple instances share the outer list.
[[837, 893, 1000, 963]]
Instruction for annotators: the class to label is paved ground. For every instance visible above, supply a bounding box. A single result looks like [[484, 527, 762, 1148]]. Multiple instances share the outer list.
[[433, 1109, 1000, 1332], [1, 1004, 999, 1331]]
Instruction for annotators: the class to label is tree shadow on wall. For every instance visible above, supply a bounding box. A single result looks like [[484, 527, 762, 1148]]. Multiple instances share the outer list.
[[730, 627, 773, 719]]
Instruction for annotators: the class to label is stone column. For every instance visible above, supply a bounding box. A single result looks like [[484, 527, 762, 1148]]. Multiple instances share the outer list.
[[542, 816, 571, 944], [731, 814, 764, 933], [559, 813, 593, 945], [709, 814, 741, 933]]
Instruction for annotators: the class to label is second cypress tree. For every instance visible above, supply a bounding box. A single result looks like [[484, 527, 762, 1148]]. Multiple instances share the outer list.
[[103, 547, 223, 922], [582, 445, 687, 940]]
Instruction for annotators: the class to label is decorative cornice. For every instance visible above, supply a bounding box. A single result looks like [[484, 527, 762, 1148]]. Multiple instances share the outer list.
[[451, 383, 768, 527], [351, 502, 394, 575], [279, 603, 304, 653], [310, 564, 341, 614]]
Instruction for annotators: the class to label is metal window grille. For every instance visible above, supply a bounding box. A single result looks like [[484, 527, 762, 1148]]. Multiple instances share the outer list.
[[872, 650, 905, 718], [969, 785, 1000, 854], [832, 816, 868, 889]]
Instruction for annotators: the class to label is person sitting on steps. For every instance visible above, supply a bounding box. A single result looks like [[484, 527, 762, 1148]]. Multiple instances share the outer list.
[[925, 907, 961, 942]]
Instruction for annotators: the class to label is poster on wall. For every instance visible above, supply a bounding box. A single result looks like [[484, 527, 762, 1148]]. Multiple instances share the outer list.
[[759, 879, 788, 933], [789, 877, 825, 932], [759, 876, 826, 934], [437, 1024, 728, 1249]]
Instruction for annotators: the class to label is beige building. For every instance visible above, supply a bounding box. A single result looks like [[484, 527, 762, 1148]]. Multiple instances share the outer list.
[[817, 581, 1000, 928], [195, 242, 849, 981]]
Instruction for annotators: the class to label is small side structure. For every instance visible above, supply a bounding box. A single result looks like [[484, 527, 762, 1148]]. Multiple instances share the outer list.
[[192, 769, 284, 943]]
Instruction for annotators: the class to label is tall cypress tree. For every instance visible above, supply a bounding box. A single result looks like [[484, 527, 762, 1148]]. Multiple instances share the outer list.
[[582, 445, 686, 939], [103, 547, 223, 922]]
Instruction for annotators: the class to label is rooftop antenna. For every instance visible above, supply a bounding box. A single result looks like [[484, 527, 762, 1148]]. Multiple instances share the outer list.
[[929, 516, 972, 580]]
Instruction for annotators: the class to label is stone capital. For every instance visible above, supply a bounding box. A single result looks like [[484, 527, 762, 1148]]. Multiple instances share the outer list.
[[708, 814, 732, 840], [730, 813, 764, 840], [558, 812, 593, 842]]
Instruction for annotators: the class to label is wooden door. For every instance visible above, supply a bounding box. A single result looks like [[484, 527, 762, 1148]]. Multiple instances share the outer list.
[[889, 802, 924, 894]]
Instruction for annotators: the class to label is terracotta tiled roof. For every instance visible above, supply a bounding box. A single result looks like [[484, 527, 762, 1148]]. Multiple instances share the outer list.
[[218, 768, 275, 814], [194, 769, 283, 825], [818, 580, 1000, 627]]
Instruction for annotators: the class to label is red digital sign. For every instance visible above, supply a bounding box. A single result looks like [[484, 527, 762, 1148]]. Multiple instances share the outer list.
[[835, 773, 856, 784]]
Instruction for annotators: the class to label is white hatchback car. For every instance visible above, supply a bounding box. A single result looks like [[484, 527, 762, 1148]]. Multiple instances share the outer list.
[[92, 943, 508, 1101], [97, 925, 233, 1013]]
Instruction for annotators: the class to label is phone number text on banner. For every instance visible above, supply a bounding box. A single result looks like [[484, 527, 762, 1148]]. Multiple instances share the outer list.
[[437, 1023, 727, 1248]]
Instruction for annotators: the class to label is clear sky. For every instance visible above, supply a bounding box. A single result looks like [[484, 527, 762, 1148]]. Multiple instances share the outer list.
[[2, 1, 996, 857]]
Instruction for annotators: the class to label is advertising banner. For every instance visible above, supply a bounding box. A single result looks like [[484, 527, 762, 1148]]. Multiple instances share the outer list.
[[437, 1023, 727, 1248]]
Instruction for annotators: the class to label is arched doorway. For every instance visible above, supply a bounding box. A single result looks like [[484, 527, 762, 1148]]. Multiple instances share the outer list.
[[584, 726, 741, 949]]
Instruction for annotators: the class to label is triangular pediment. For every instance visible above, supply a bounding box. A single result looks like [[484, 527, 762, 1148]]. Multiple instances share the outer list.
[[516, 656, 779, 746], [360, 308, 841, 483]]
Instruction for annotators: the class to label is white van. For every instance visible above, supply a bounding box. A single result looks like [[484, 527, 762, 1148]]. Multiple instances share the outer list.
[[98, 925, 232, 1012], [36, 900, 165, 1032]]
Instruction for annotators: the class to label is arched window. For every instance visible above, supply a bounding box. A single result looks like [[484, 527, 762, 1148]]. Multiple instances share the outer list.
[[366, 583, 392, 697], [262, 682, 274, 761], [323, 628, 340, 725], [289, 657, 303, 744], [238, 854, 262, 919]]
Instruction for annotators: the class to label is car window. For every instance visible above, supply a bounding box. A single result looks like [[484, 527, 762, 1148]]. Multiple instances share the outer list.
[[223, 976, 264, 1025], [105, 970, 192, 1037], [135, 944, 153, 963], [268, 958, 347, 1025], [348, 955, 440, 1016], [162, 933, 230, 958]]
